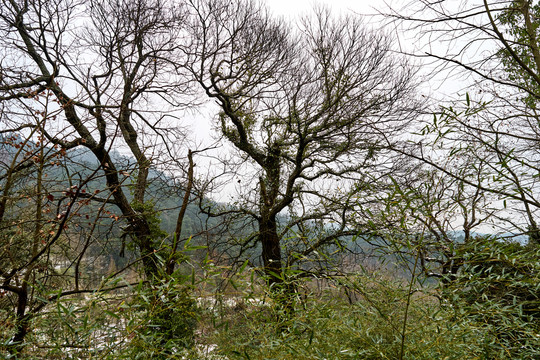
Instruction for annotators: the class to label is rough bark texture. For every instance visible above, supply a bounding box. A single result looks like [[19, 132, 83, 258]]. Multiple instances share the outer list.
[[259, 216, 283, 285]]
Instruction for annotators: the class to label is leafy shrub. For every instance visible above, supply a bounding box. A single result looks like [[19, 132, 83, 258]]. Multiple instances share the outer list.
[[198, 268, 499, 360], [118, 276, 199, 359], [444, 237, 540, 358]]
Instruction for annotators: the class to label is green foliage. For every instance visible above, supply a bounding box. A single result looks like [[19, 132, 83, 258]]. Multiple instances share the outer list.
[[0, 260, 200, 359], [195, 268, 505, 360], [444, 237, 540, 358], [5, 242, 538, 360], [131, 200, 168, 242], [119, 276, 199, 359], [497, 0, 540, 108]]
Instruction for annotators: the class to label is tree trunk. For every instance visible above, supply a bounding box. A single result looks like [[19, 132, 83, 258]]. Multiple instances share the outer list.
[[91, 146, 159, 279], [9, 289, 29, 355], [132, 217, 160, 279], [259, 216, 282, 287], [259, 216, 299, 317]]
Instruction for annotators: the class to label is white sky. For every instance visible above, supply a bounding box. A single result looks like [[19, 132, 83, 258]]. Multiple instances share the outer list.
[[266, 0, 399, 31], [266, 0, 384, 15], [266, 0, 385, 17]]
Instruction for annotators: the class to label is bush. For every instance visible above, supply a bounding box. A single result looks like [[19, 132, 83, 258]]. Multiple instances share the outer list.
[[118, 275, 199, 359], [444, 237, 540, 358], [197, 268, 499, 360]]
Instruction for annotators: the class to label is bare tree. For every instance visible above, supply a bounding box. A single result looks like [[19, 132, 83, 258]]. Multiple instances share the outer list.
[[0, 0, 195, 353], [187, 0, 419, 286]]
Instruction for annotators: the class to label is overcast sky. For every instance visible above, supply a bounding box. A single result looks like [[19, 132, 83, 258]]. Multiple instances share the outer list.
[[266, 0, 471, 99], [266, 0, 389, 17]]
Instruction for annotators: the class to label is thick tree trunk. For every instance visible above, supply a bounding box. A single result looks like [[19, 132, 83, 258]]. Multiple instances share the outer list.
[[259, 216, 298, 317], [259, 216, 282, 287], [132, 218, 160, 279]]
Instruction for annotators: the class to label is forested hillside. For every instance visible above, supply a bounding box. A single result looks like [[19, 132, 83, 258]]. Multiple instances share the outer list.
[[1, 0, 539, 358]]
